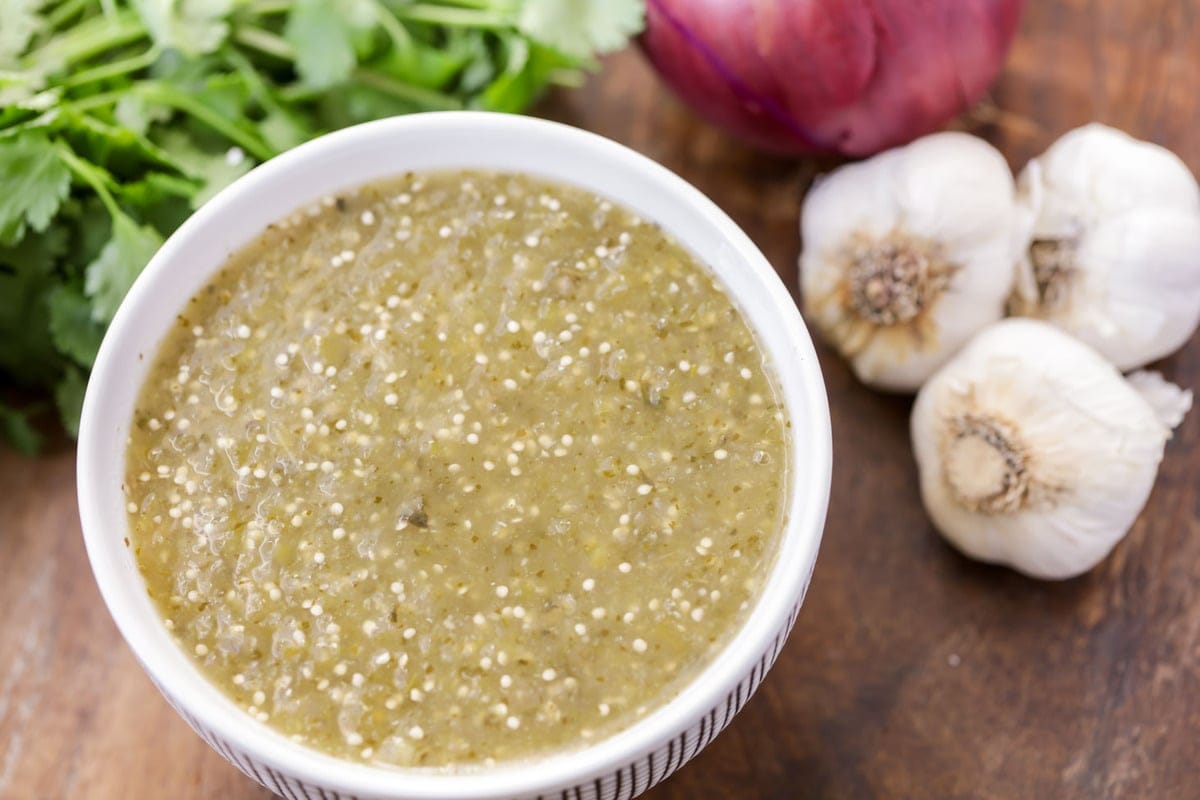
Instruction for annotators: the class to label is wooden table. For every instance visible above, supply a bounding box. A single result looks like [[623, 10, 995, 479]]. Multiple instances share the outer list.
[[3, 2, 1199, 797]]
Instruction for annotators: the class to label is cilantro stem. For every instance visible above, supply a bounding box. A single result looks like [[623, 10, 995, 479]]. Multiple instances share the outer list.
[[24, 10, 145, 72], [276, 69, 463, 112], [372, 1, 415, 58], [0, 70, 37, 90], [388, 4, 510, 30], [134, 83, 277, 162], [65, 87, 127, 113], [231, 26, 296, 62], [243, 31, 464, 112], [59, 48, 160, 89], [352, 69, 465, 111], [248, 0, 292, 14], [69, 82, 276, 162], [274, 84, 318, 103], [549, 68, 585, 88], [237, 14, 412, 67], [222, 49, 291, 117], [55, 143, 123, 221], [46, 0, 96, 31], [402, 0, 500, 9]]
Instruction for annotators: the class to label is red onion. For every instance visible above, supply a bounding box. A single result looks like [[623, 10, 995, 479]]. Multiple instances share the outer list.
[[641, 0, 1025, 157]]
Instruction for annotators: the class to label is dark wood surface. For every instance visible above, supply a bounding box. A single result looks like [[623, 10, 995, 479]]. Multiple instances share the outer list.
[[3, 2, 1200, 797]]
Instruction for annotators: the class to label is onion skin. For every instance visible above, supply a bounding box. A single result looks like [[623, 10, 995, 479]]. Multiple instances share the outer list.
[[641, 0, 1025, 157]]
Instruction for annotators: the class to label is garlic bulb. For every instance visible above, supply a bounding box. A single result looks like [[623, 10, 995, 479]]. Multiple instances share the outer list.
[[1010, 123, 1200, 370], [911, 318, 1191, 580], [799, 132, 1020, 392]]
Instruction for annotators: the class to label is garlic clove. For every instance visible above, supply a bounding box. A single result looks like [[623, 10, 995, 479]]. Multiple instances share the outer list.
[[800, 132, 1020, 392], [1010, 123, 1200, 370], [801, 147, 906, 249], [911, 318, 1189, 580], [1126, 370, 1194, 429], [893, 134, 1018, 248], [1030, 124, 1200, 221]]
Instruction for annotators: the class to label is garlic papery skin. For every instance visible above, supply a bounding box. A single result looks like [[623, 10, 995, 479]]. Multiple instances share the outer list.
[[800, 132, 1019, 392], [911, 318, 1192, 580], [1010, 123, 1200, 370]]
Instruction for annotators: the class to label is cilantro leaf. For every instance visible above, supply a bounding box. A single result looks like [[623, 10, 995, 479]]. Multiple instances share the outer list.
[[315, 83, 424, 130], [454, 30, 500, 94], [50, 109, 183, 178], [131, 0, 234, 56], [516, 0, 644, 60], [119, 171, 198, 208], [192, 72, 253, 120], [258, 109, 313, 153], [115, 93, 173, 137], [370, 39, 475, 92], [157, 131, 253, 207], [0, 401, 42, 455], [0, 0, 46, 68], [83, 214, 163, 324], [0, 98, 39, 128], [56, 197, 113, 281], [0, 226, 67, 385], [285, 0, 375, 90], [0, 131, 71, 246], [119, 171, 198, 232], [54, 365, 87, 439], [48, 284, 105, 368], [135, 79, 275, 162], [477, 38, 572, 113]]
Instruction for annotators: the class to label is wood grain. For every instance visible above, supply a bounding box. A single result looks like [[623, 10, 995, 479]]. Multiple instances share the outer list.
[[3, 2, 1200, 797]]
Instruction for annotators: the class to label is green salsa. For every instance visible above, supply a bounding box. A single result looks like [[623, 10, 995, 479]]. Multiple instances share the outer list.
[[125, 170, 789, 767]]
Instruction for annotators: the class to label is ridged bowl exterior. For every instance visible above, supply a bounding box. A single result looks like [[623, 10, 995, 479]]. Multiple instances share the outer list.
[[157, 595, 807, 800]]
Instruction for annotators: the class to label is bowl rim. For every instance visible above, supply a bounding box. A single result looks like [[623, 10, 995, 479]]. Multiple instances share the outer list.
[[77, 111, 831, 799]]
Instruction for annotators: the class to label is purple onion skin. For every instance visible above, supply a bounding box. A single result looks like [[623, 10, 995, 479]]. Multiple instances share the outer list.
[[641, 0, 1025, 157]]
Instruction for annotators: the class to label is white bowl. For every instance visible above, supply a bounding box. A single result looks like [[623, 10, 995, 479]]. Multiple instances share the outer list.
[[77, 112, 831, 800]]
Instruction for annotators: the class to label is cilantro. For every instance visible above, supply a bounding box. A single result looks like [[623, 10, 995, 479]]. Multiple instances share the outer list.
[[0, 0, 644, 451], [114, 93, 171, 136], [0, 131, 71, 245], [0, 401, 42, 455], [517, 0, 645, 60], [54, 365, 87, 439], [158, 130, 252, 207], [256, 108, 310, 152], [130, 0, 233, 56], [59, 197, 114, 276], [0, 226, 67, 385], [0, 0, 47, 68], [119, 170, 198, 211], [49, 108, 182, 176], [284, 0, 370, 91], [83, 213, 163, 324], [48, 284, 105, 367]]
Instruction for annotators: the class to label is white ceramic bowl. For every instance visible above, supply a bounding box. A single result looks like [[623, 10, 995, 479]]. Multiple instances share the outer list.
[[77, 112, 831, 800]]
